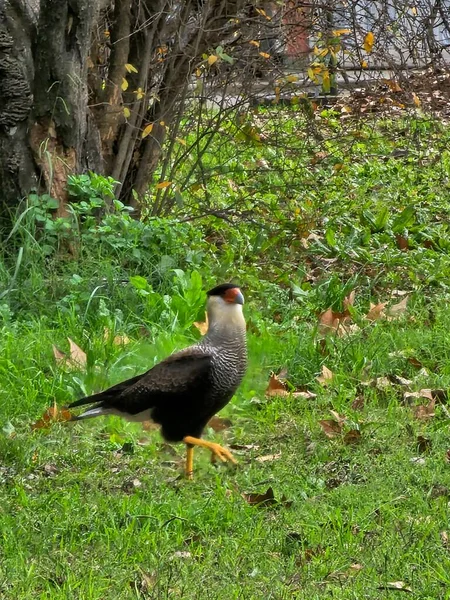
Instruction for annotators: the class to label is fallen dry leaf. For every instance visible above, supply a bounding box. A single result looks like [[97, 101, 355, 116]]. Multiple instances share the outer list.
[[395, 234, 409, 251], [417, 435, 431, 453], [407, 357, 423, 368], [327, 562, 364, 581], [316, 365, 334, 386], [242, 487, 292, 508], [404, 389, 434, 403], [378, 581, 412, 593], [344, 429, 362, 445], [319, 419, 342, 438], [266, 373, 289, 397], [412, 398, 435, 420], [31, 401, 73, 430], [366, 302, 386, 321], [351, 395, 365, 410], [208, 416, 232, 432], [53, 338, 87, 371], [329, 410, 347, 425], [386, 295, 409, 318], [255, 452, 282, 463], [242, 487, 277, 506], [441, 530, 449, 549], [317, 292, 355, 337], [229, 443, 260, 451], [193, 312, 208, 336], [265, 373, 316, 399]]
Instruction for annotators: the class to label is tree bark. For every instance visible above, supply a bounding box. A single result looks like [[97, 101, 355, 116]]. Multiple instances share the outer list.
[[0, 1, 35, 227]]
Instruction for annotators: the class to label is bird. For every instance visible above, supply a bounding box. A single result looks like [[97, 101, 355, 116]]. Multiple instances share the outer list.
[[67, 283, 247, 479]]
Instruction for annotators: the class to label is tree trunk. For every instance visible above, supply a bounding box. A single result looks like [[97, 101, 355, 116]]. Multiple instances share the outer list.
[[0, 0, 35, 227]]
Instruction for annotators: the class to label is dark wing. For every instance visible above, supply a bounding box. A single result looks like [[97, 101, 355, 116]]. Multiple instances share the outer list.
[[69, 349, 212, 415]]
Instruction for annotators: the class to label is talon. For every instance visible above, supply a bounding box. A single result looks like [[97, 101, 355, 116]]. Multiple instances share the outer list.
[[183, 436, 238, 468]]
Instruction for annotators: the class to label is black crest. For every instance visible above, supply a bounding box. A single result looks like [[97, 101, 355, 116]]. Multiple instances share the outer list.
[[207, 283, 240, 297]]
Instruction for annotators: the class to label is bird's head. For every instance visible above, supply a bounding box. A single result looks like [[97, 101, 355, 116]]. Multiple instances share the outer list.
[[206, 283, 245, 331]]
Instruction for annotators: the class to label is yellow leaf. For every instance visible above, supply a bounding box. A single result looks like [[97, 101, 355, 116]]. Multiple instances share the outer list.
[[134, 87, 144, 100], [156, 181, 172, 189], [207, 55, 218, 65], [361, 59, 368, 68], [259, 52, 270, 59], [123, 107, 131, 118], [332, 29, 351, 36], [121, 78, 129, 91], [411, 6, 417, 15], [249, 40, 260, 47], [412, 92, 421, 107], [286, 74, 298, 83], [141, 123, 153, 138], [159, 121, 165, 127], [195, 68, 202, 77], [175, 137, 186, 145], [104, 30, 110, 38], [125, 63, 138, 73], [363, 31, 374, 52], [307, 67, 316, 81]]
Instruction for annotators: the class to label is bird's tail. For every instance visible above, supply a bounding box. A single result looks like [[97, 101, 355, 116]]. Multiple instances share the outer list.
[[67, 390, 120, 420], [69, 403, 116, 421]]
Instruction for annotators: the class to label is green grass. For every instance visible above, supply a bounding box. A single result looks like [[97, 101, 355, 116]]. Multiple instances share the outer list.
[[2, 112, 450, 598], [1, 301, 450, 599]]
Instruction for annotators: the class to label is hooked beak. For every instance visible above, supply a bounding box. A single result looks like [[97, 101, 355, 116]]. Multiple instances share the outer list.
[[224, 288, 244, 305]]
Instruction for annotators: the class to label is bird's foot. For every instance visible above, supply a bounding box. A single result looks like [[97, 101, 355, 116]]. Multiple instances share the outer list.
[[183, 436, 237, 465]]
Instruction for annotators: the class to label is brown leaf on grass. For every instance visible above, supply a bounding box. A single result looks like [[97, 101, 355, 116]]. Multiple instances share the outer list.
[[31, 401, 73, 430], [417, 435, 432, 453], [296, 545, 324, 565], [365, 302, 386, 321], [351, 395, 365, 410], [378, 581, 412, 593], [407, 357, 423, 368], [242, 487, 276, 506], [266, 373, 289, 397], [265, 373, 316, 399], [386, 295, 409, 318], [255, 452, 282, 463], [208, 416, 232, 432], [412, 398, 435, 420], [316, 365, 334, 385], [53, 338, 87, 371], [319, 419, 342, 438], [318, 292, 355, 337], [395, 234, 409, 251], [242, 487, 292, 508], [441, 531, 449, 549], [229, 443, 260, 451], [327, 563, 364, 581], [193, 312, 208, 336], [329, 410, 347, 425], [404, 389, 434, 403], [318, 307, 340, 335], [344, 429, 362, 445]]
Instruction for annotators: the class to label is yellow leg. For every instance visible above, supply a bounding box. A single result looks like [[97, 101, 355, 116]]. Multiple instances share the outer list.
[[185, 445, 194, 480], [183, 436, 237, 465]]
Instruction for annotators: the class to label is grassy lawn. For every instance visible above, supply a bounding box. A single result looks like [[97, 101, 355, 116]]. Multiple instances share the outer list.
[[1, 112, 450, 598]]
